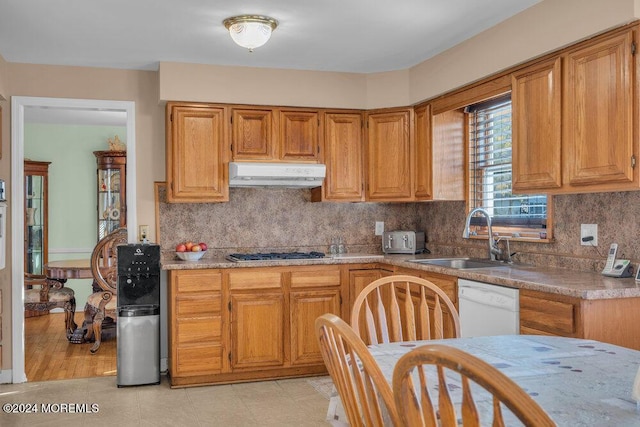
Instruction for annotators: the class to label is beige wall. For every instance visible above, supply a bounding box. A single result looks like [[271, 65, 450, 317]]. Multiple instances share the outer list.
[[1, 64, 163, 371], [409, 0, 639, 103], [158, 62, 368, 109], [2, 0, 640, 378], [158, 1, 640, 109]]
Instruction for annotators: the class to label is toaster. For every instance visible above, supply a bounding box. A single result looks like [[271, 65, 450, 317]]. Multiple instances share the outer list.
[[382, 231, 426, 254]]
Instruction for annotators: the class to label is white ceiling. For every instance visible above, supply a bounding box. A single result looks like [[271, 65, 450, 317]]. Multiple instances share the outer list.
[[0, 0, 540, 74]]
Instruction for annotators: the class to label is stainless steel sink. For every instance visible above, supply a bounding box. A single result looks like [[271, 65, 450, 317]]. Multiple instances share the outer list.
[[409, 257, 508, 269]]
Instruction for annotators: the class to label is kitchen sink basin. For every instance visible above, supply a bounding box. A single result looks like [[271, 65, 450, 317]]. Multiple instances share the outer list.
[[409, 257, 509, 269]]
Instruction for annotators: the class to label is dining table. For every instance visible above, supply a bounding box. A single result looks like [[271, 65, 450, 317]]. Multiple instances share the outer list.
[[43, 258, 103, 343], [44, 258, 93, 280], [326, 335, 640, 426]]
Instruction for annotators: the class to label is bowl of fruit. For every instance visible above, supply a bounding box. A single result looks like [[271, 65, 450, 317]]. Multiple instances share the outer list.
[[175, 241, 208, 261]]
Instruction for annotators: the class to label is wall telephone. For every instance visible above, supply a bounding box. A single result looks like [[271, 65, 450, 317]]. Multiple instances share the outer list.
[[602, 243, 633, 278]]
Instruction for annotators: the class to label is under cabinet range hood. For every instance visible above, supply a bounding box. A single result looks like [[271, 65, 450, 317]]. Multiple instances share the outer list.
[[229, 162, 326, 188]]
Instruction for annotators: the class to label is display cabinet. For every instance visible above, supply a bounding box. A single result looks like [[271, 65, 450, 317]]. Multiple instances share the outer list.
[[24, 160, 51, 276], [94, 150, 126, 240]]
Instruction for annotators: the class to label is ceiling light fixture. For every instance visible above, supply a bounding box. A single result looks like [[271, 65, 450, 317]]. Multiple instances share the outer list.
[[223, 15, 278, 52]]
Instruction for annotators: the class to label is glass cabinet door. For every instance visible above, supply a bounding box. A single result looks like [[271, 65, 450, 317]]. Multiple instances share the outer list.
[[95, 151, 126, 240], [24, 160, 50, 275]]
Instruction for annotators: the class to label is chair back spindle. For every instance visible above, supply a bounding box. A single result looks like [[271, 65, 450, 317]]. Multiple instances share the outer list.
[[351, 275, 460, 345], [392, 344, 556, 427]]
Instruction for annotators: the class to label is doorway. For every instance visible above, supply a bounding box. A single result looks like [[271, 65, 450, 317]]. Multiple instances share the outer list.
[[10, 96, 137, 383]]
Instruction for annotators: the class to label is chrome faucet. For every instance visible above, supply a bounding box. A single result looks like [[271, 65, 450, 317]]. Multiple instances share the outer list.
[[462, 208, 502, 261]]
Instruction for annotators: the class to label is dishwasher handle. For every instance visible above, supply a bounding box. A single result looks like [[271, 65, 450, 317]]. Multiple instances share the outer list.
[[459, 286, 518, 311]]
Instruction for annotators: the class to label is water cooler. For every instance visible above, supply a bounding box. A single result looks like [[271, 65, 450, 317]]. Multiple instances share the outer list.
[[116, 244, 161, 387]]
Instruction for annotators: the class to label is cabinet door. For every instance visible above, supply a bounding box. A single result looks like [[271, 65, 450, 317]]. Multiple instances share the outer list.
[[414, 105, 432, 200], [166, 104, 229, 202], [512, 57, 563, 191], [564, 30, 635, 187], [290, 289, 341, 365], [366, 110, 413, 201], [230, 292, 285, 369], [431, 109, 465, 200], [279, 110, 319, 161], [321, 112, 364, 201], [232, 108, 276, 160]]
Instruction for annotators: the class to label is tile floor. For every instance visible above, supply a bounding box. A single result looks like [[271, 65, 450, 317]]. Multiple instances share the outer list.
[[0, 375, 332, 426]]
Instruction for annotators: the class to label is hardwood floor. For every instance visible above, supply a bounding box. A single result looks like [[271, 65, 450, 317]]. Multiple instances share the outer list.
[[25, 312, 116, 381]]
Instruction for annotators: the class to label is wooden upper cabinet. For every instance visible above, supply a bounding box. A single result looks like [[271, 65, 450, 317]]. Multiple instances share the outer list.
[[166, 103, 229, 203], [366, 109, 413, 201], [312, 111, 364, 201], [512, 57, 563, 192], [414, 104, 432, 200], [564, 29, 636, 188], [431, 109, 465, 201], [279, 110, 320, 161], [229, 107, 319, 162], [231, 108, 276, 160]]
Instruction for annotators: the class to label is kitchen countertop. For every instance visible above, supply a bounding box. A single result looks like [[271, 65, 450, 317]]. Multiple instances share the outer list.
[[161, 253, 640, 300]]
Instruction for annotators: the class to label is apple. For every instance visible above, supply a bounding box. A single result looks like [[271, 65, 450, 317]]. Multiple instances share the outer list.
[[198, 242, 208, 251], [191, 244, 202, 252], [185, 241, 194, 251], [175, 243, 187, 252]]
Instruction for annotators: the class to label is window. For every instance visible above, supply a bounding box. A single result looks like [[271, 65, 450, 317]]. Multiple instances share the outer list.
[[467, 94, 550, 240]]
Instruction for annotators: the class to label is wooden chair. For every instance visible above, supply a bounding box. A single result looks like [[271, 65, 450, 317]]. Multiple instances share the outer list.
[[24, 273, 77, 339], [315, 313, 400, 427], [350, 275, 460, 345], [84, 227, 127, 353], [392, 344, 556, 427]]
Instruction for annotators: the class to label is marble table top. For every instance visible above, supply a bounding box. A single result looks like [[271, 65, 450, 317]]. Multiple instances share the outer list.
[[367, 335, 640, 426]]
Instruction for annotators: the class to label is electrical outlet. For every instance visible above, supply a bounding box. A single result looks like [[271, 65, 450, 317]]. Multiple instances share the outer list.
[[139, 225, 149, 242], [580, 224, 597, 246], [375, 221, 384, 236]]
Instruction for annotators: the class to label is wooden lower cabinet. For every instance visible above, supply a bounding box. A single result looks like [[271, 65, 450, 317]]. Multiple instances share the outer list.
[[168, 265, 344, 387], [520, 289, 640, 350], [231, 292, 285, 369], [290, 267, 342, 365], [168, 269, 223, 383]]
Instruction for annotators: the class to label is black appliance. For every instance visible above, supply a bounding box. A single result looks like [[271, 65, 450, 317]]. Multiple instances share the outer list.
[[226, 251, 325, 262], [116, 244, 161, 387]]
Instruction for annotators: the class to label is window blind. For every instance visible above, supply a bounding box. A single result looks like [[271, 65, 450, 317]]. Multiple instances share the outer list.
[[467, 95, 547, 229]]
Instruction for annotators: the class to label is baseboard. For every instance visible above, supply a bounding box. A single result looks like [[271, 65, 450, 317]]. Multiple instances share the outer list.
[[0, 369, 16, 384]]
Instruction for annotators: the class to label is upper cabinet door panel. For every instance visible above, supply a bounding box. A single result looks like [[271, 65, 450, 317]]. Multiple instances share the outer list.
[[323, 112, 364, 201], [366, 110, 412, 201], [564, 30, 635, 187], [512, 57, 563, 192], [279, 110, 319, 162], [167, 104, 229, 203], [232, 109, 276, 161], [414, 105, 432, 200]]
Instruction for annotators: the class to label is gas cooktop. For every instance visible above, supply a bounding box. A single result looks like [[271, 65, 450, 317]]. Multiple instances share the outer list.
[[226, 251, 325, 262]]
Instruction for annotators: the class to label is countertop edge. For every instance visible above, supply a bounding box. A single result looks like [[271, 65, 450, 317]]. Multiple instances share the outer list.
[[161, 254, 640, 300]]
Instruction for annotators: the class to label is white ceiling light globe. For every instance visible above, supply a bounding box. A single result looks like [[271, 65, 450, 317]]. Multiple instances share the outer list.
[[223, 16, 278, 52]]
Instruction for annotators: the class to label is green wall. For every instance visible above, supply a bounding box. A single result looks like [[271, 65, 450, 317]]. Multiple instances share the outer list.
[[24, 123, 126, 305]]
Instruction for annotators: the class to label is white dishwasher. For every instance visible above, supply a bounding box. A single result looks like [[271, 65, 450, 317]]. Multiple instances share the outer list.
[[458, 279, 519, 337]]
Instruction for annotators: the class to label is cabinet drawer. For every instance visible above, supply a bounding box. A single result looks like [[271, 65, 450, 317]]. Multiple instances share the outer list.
[[175, 294, 221, 316], [520, 293, 576, 335], [290, 268, 341, 288], [175, 344, 222, 375], [173, 270, 222, 293], [228, 271, 282, 290], [176, 316, 221, 345]]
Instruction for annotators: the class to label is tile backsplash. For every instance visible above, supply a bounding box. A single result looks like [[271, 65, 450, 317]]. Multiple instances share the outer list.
[[157, 185, 428, 257], [158, 184, 640, 273]]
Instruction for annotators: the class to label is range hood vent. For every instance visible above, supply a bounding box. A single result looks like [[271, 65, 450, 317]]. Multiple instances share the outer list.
[[229, 162, 326, 188]]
